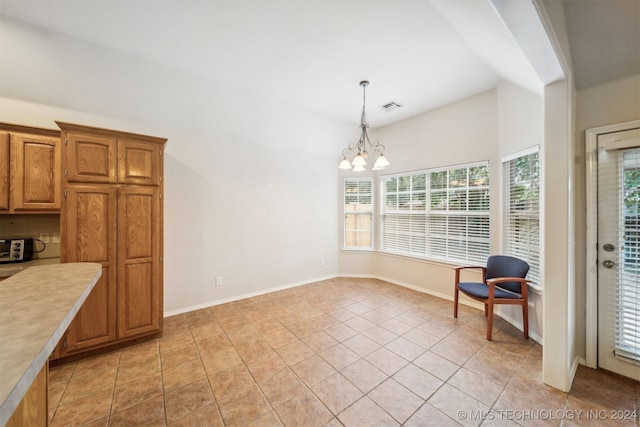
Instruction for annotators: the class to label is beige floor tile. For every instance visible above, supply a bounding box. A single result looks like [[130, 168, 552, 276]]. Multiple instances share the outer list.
[[312, 372, 363, 415], [429, 384, 490, 427], [162, 358, 207, 391], [109, 395, 166, 426], [319, 343, 361, 370], [259, 367, 308, 407], [217, 383, 271, 426], [50, 389, 113, 427], [201, 347, 243, 376], [274, 389, 333, 427], [276, 339, 315, 365], [393, 363, 444, 400], [291, 355, 337, 387], [385, 336, 426, 361], [302, 330, 339, 353], [168, 404, 224, 427], [341, 359, 388, 393], [112, 372, 163, 413], [194, 333, 233, 357], [164, 378, 215, 423], [369, 378, 424, 424], [44, 278, 640, 427], [208, 363, 255, 400], [342, 334, 380, 357], [414, 350, 460, 381], [365, 347, 409, 375], [337, 396, 399, 426]]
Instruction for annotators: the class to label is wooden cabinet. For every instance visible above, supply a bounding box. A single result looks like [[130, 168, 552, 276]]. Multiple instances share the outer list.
[[56, 122, 165, 359], [61, 185, 117, 352], [0, 124, 61, 213], [0, 132, 8, 211], [6, 364, 48, 427], [117, 186, 161, 338]]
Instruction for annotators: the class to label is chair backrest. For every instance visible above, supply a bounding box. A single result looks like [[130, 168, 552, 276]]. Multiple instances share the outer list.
[[485, 255, 529, 294]]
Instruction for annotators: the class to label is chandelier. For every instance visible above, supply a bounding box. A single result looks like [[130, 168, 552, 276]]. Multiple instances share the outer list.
[[338, 80, 390, 172]]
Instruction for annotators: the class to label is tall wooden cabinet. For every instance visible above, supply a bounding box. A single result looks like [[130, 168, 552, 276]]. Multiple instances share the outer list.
[[0, 124, 61, 213], [56, 122, 166, 357]]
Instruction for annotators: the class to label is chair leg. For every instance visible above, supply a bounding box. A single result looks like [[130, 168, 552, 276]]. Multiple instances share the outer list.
[[484, 304, 488, 317], [486, 304, 493, 340], [453, 286, 459, 318], [522, 301, 529, 339]]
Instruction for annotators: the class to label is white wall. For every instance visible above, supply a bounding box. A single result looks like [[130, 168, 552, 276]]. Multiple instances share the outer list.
[[338, 83, 545, 340], [0, 18, 353, 314], [574, 74, 640, 360]]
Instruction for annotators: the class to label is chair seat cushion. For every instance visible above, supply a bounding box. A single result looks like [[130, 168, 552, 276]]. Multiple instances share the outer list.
[[458, 282, 521, 299]]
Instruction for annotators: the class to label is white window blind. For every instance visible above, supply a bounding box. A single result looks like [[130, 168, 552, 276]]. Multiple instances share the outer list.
[[502, 148, 540, 284], [380, 162, 490, 264], [344, 178, 373, 250], [615, 148, 640, 362]]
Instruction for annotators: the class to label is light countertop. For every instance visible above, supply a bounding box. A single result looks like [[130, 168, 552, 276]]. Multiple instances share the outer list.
[[0, 258, 61, 278], [0, 262, 102, 426]]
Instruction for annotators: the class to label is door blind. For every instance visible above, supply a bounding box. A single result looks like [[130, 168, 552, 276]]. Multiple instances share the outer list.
[[615, 148, 640, 362]]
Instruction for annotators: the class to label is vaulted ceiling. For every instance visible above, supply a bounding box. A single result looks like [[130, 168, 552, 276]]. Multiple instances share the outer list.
[[1, 1, 636, 128]]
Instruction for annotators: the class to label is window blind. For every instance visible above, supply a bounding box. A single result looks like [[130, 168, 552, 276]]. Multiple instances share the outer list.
[[344, 178, 373, 250], [615, 148, 640, 362], [380, 163, 490, 264], [502, 148, 540, 284]]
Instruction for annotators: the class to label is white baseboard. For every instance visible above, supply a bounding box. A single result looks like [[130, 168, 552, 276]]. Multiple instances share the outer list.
[[164, 274, 338, 317]]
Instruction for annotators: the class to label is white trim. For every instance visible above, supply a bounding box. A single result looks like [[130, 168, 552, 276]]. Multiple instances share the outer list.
[[164, 274, 338, 317], [585, 119, 640, 369], [498, 307, 543, 345], [500, 145, 540, 163]]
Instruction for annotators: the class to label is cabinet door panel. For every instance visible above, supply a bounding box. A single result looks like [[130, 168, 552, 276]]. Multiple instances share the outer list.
[[0, 132, 8, 211], [11, 133, 61, 211], [117, 186, 161, 338], [64, 133, 117, 183], [62, 185, 117, 351], [118, 140, 161, 186]]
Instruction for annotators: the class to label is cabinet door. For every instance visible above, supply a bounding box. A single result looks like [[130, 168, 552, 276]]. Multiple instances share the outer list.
[[118, 140, 161, 186], [63, 133, 117, 184], [62, 184, 117, 352], [117, 186, 162, 338], [10, 133, 61, 211], [0, 132, 8, 211]]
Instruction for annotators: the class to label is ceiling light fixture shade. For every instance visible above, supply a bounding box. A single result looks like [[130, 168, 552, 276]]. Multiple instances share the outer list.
[[338, 80, 389, 172]]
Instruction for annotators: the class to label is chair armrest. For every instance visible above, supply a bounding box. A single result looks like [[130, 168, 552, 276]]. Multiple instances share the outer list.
[[486, 277, 531, 296], [453, 265, 486, 284], [452, 265, 485, 272], [486, 277, 530, 285]]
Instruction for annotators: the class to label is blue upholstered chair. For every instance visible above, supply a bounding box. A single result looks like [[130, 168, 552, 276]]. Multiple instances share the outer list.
[[453, 255, 530, 340]]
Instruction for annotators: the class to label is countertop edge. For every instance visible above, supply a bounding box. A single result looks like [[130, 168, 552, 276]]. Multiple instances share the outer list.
[[0, 263, 102, 427]]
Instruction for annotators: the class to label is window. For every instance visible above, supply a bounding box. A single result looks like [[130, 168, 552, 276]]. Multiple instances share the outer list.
[[344, 178, 373, 250], [380, 162, 490, 264], [502, 147, 540, 284]]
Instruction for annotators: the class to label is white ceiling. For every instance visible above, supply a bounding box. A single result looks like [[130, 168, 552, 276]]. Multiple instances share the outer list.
[[0, 0, 545, 127]]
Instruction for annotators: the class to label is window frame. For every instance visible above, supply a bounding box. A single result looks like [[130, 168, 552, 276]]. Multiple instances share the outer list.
[[343, 177, 374, 251], [379, 161, 490, 265]]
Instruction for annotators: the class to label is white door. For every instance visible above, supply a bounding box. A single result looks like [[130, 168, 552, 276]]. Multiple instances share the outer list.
[[597, 128, 640, 380]]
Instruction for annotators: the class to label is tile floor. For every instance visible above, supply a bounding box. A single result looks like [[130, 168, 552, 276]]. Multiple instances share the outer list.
[[48, 278, 639, 427]]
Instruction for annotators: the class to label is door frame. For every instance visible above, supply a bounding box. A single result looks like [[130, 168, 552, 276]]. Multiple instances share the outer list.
[[585, 119, 640, 369]]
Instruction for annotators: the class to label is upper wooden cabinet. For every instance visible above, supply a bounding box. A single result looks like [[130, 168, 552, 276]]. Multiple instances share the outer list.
[[59, 122, 162, 186], [0, 124, 62, 213], [63, 132, 117, 184]]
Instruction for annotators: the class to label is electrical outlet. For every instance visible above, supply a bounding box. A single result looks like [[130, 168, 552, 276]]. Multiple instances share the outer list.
[[215, 276, 223, 287], [52, 232, 60, 244], [320, 258, 325, 267], [39, 233, 50, 243]]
